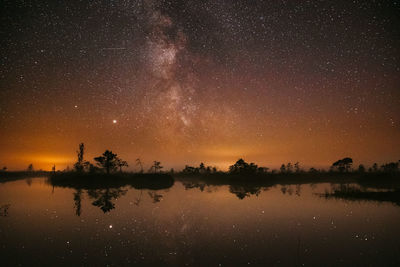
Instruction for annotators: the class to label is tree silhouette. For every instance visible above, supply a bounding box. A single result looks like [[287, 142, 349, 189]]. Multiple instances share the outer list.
[[257, 167, 269, 174], [331, 157, 353, 172], [358, 164, 366, 173], [206, 166, 211, 173], [94, 150, 119, 174], [286, 163, 293, 173], [342, 158, 353, 172], [27, 164, 34, 172], [182, 165, 198, 174], [149, 161, 163, 173], [116, 158, 128, 173], [372, 163, 379, 172], [380, 162, 399, 173], [135, 158, 143, 173], [280, 164, 286, 173], [74, 143, 88, 172], [229, 158, 258, 174], [294, 162, 300, 173], [199, 162, 206, 173]]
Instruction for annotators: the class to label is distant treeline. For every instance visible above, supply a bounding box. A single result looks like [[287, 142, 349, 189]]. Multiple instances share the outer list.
[[1, 143, 399, 176]]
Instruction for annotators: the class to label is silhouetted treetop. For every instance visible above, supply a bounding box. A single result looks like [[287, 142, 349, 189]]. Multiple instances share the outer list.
[[74, 143, 90, 172], [380, 162, 399, 173], [149, 161, 163, 173], [331, 157, 353, 172], [229, 159, 258, 174], [94, 150, 119, 174], [27, 164, 34, 172], [116, 158, 128, 173]]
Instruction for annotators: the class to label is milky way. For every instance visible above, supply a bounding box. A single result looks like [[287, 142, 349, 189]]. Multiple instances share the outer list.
[[0, 0, 399, 170]]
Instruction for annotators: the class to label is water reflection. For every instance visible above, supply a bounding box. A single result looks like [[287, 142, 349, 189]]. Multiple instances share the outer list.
[[280, 184, 302, 196], [47, 173, 174, 214], [1, 177, 400, 266], [73, 189, 83, 216], [71, 188, 167, 214], [0, 204, 10, 217], [181, 180, 305, 200], [134, 190, 143, 206], [148, 191, 163, 203], [70, 188, 168, 214], [320, 184, 400, 206], [25, 177, 32, 186], [228, 185, 262, 199], [48, 176, 400, 215], [88, 188, 128, 213]]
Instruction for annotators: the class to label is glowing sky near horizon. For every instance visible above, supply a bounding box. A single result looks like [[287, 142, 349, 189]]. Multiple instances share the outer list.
[[0, 0, 399, 171]]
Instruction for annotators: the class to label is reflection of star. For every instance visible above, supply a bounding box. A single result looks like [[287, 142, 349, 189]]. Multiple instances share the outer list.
[[113, 120, 117, 124]]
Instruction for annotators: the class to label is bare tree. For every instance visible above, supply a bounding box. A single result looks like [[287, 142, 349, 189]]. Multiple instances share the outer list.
[[116, 158, 129, 173], [136, 158, 143, 173], [149, 161, 163, 173]]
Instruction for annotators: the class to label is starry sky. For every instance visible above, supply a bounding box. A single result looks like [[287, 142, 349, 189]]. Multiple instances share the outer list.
[[1, 0, 399, 171]]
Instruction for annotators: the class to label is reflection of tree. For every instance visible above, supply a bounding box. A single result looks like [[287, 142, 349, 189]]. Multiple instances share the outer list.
[[0, 204, 10, 217], [295, 184, 301, 196], [182, 182, 206, 192], [148, 191, 163, 203], [281, 185, 294, 195], [134, 190, 143, 206], [73, 189, 83, 216], [229, 185, 261, 199], [281, 186, 287, 194], [87, 188, 127, 213], [321, 184, 400, 206]]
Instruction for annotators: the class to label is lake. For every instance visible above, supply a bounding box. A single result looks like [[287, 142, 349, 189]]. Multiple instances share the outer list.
[[1, 177, 400, 266]]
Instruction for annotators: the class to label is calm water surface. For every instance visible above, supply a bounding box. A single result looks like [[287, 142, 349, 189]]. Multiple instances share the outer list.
[[0, 177, 399, 266]]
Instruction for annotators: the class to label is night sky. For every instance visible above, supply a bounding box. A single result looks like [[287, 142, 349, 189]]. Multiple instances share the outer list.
[[1, 0, 399, 171]]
